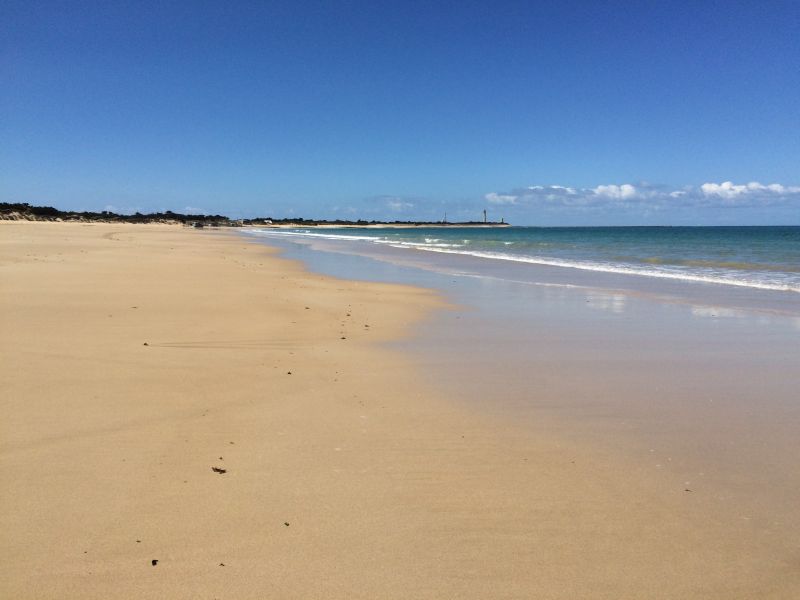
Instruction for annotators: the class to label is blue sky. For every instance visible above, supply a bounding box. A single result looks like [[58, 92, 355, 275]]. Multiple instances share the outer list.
[[2, 1, 798, 224]]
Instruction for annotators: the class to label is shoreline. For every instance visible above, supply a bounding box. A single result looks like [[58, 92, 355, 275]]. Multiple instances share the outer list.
[[243, 227, 800, 315], [245, 222, 512, 229], [2, 221, 798, 598]]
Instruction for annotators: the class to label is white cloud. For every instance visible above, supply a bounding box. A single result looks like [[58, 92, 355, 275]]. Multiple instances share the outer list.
[[548, 185, 578, 195], [701, 181, 800, 198], [485, 192, 518, 205], [700, 181, 749, 198], [481, 180, 800, 217], [593, 184, 638, 199]]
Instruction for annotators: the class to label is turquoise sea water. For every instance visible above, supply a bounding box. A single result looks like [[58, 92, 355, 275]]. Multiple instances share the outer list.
[[245, 226, 800, 294]]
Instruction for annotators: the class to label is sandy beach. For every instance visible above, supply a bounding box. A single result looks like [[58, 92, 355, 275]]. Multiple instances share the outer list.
[[2, 221, 798, 599]]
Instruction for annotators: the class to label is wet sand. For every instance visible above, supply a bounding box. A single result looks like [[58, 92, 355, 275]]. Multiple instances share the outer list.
[[2, 221, 799, 599]]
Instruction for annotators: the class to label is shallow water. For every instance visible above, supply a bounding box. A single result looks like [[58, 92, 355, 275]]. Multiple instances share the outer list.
[[245, 226, 800, 293], [242, 227, 800, 563]]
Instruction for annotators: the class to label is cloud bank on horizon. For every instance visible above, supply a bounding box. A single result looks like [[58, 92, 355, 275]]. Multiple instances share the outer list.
[[485, 181, 800, 207], [462, 180, 800, 225], [327, 180, 800, 226]]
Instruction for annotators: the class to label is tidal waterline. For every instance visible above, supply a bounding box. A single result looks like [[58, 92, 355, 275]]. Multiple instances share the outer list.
[[242, 228, 800, 566], [248, 226, 800, 294]]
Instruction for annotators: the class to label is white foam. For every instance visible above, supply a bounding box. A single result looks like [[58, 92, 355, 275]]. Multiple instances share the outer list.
[[412, 247, 800, 293], [242, 228, 800, 294]]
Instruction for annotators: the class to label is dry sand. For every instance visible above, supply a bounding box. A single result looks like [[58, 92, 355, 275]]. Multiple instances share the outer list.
[[1, 221, 797, 599]]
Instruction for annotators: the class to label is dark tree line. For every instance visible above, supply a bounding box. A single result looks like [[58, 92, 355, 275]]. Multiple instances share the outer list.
[[2, 202, 506, 227], [0, 203, 230, 225]]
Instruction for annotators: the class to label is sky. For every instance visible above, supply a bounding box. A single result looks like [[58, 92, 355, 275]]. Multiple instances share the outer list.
[[1, 1, 799, 225]]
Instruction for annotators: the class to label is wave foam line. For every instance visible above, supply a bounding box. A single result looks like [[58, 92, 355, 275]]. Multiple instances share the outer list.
[[414, 247, 800, 293], [242, 229, 799, 293]]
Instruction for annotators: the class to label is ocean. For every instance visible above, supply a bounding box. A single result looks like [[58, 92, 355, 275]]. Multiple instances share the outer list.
[[244, 226, 800, 294]]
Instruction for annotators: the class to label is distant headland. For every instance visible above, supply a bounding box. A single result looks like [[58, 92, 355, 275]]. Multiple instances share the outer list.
[[0, 203, 510, 228]]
